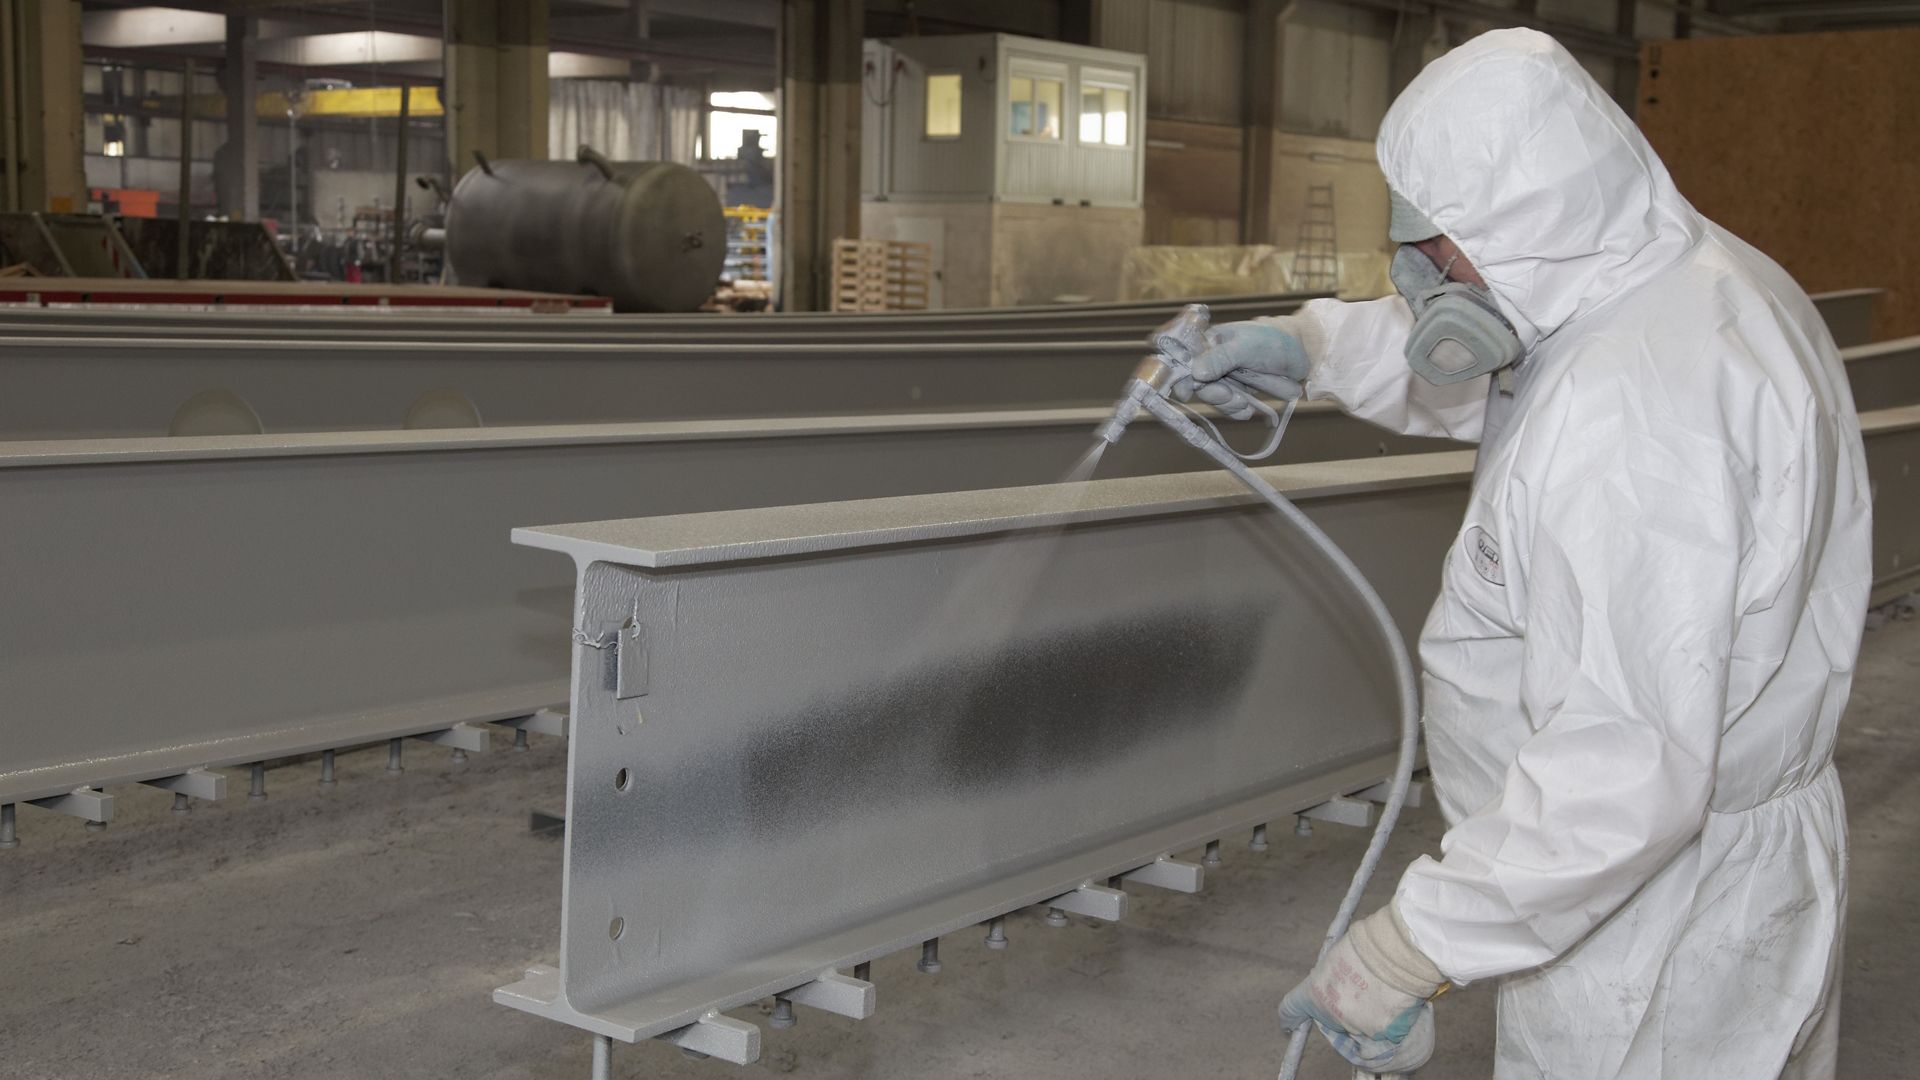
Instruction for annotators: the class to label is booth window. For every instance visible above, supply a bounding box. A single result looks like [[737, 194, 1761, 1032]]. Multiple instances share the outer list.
[[1079, 82, 1132, 147], [1008, 73, 1063, 140], [925, 73, 962, 138]]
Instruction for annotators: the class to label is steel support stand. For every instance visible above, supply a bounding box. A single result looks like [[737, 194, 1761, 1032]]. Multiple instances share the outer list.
[[1, 803, 16, 848], [1205, 839, 1222, 866], [249, 762, 267, 801], [1252, 822, 1270, 851], [917, 938, 941, 974], [387, 738, 403, 773], [769, 996, 795, 1029], [514, 727, 530, 751], [590, 1033, 611, 1080], [984, 917, 1008, 950], [171, 792, 190, 815], [319, 748, 336, 787]]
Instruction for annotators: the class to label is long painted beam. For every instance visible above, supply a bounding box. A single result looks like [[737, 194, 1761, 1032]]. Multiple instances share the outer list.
[[0, 288, 1873, 346], [496, 452, 1470, 1054], [0, 337, 1184, 439], [2, 401, 1912, 824], [1813, 287, 1882, 349], [5, 333, 1915, 441], [493, 401, 1920, 1059], [0, 405, 1458, 809], [0, 292, 1317, 340]]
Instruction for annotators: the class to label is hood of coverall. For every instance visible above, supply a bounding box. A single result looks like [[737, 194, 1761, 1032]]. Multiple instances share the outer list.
[[1375, 29, 1705, 350]]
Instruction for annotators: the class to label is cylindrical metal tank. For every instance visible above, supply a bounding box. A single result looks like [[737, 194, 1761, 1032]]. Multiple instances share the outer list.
[[445, 151, 726, 313]]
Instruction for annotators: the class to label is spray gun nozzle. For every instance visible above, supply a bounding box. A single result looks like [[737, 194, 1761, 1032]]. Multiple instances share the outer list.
[[1095, 355, 1184, 446]]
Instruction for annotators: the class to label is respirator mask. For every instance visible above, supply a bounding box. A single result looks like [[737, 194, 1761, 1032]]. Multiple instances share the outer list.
[[1385, 198, 1525, 386]]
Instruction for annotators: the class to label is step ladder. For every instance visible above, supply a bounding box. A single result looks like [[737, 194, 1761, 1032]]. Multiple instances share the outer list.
[[1292, 183, 1340, 294]]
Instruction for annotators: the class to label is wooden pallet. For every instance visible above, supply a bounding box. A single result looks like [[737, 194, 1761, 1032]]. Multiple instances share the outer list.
[[831, 239, 932, 312]]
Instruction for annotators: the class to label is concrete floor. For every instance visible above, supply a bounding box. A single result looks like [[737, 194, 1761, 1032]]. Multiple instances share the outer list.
[[3, 613, 1916, 1080]]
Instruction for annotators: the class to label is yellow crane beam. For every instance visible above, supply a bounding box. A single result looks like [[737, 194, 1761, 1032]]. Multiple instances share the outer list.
[[122, 87, 444, 122]]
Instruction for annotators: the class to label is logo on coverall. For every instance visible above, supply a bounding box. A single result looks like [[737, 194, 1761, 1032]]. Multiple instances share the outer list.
[[1465, 525, 1504, 586]]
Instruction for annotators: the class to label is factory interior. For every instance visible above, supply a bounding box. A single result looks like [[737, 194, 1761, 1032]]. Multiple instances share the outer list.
[[1, 2, 1917, 1079]]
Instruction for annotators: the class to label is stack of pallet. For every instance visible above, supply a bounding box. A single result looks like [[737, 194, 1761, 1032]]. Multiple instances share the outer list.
[[830, 238, 932, 312]]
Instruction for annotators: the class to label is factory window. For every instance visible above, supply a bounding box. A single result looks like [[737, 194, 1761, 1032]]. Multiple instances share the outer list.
[[1008, 72, 1063, 140], [925, 73, 962, 138], [707, 90, 778, 161], [1078, 83, 1131, 147]]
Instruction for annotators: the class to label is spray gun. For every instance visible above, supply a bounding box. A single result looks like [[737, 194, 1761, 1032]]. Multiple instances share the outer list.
[[1095, 303, 1294, 459], [1093, 306, 1423, 1080]]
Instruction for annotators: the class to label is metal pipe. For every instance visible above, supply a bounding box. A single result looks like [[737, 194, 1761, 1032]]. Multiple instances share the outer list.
[[590, 1034, 611, 1080], [1, 0, 19, 213], [389, 85, 409, 284], [176, 60, 194, 279], [287, 100, 298, 258]]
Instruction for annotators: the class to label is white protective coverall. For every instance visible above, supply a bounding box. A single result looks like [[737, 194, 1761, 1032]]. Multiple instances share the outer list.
[[1265, 30, 1871, 1079]]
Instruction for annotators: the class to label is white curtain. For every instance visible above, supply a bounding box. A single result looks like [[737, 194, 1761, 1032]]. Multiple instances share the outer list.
[[549, 81, 703, 163]]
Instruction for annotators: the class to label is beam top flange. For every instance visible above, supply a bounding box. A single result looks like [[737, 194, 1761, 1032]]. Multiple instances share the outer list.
[[511, 451, 1477, 570]]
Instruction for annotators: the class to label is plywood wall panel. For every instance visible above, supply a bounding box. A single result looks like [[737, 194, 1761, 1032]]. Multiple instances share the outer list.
[[1635, 29, 1919, 339]]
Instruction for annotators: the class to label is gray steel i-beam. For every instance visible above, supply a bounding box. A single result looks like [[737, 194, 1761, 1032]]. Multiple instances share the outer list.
[[0, 337, 1202, 439], [494, 451, 1474, 1056], [2, 333, 1914, 441], [0, 405, 1455, 809], [0, 403, 1916, 820], [0, 286, 1874, 346], [495, 405, 1920, 1065], [1813, 288, 1883, 349], [0, 292, 1319, 339]]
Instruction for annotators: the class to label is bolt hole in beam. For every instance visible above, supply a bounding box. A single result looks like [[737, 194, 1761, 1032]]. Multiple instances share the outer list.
[[615, 768, 631, 792], [609, 916, 625, 941]]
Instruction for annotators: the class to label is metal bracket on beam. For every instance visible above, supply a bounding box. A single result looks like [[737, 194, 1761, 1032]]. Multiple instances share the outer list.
[[141, 768, 227, 801], [1042, 882, 1129, 921], [1299, 795, 1374, 829], [410, 722, 490, 753], [656, 1012, 759, 1065], [1121, 856, 1205, 894], [29, 787, 113, 824], [614, 621, 648, 700], [784, 971, 876, 1020], [1355, 779, 1424, 808]]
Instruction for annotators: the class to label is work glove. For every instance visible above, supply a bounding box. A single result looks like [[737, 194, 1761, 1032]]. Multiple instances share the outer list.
[[1171, 317, 1311, 420], [1277, 901, 1445, 1074]]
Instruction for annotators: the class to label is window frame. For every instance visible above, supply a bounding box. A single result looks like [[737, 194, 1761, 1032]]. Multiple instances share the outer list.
[[922, 71, 964, 141], [1005, 59, 1068, 144], [1076, 67, 1136, 149]]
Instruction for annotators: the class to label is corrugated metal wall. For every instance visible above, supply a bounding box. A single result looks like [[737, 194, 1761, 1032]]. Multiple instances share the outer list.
[[1094, 0, 1243, 125], [1279, 1, 1394, 139], [1147, 0, 1245, 124]]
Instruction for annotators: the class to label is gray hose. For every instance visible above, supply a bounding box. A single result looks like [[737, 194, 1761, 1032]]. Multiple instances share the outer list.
[[1135, 392, 1421, 1080]]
